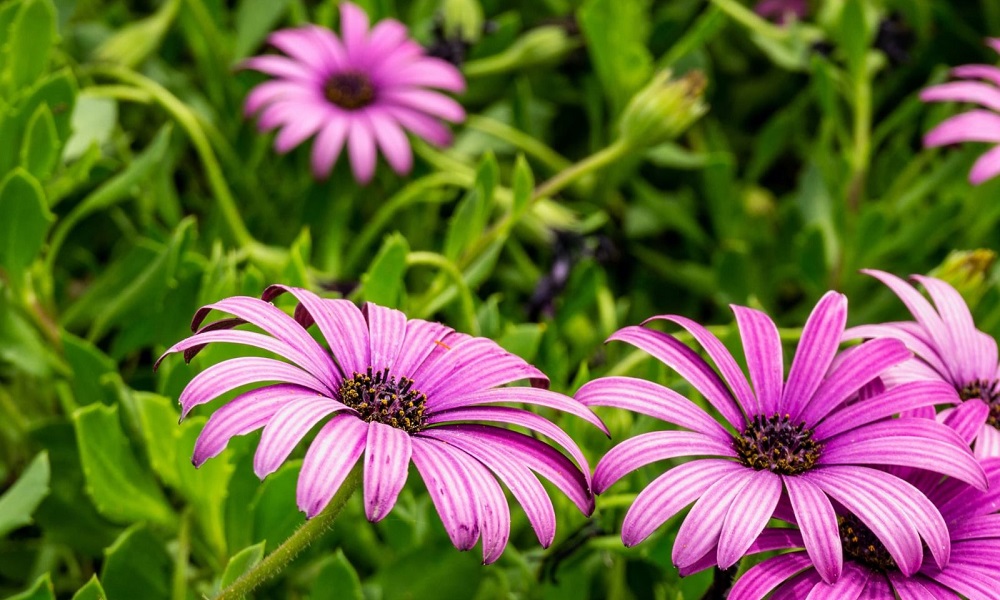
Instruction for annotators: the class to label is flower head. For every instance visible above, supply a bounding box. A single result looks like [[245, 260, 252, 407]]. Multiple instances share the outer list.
[[754, 0, 808, 25], [577, 291, 986, 583], [845, 269, 1000, 458], [157, 286, 605, 563], [243, 2, 466, 183], [920, 38, 1000, 185]]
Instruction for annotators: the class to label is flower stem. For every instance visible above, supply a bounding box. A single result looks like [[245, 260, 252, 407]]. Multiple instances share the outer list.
[[532, 139, 631, 201], [700, 565, 738, 600], [214, 469, 361, 600], [406, 251, 481, 337]]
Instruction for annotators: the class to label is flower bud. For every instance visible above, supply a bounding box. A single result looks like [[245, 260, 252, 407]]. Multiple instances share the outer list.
[[619, 70, 708, 149], [929, 249, 997, 308], [441, 0, 483, 43]]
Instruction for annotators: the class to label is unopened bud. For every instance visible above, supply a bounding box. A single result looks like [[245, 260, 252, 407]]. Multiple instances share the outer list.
[[441, 0, 483, 43], [929, 249, 997, 308], [619, 70, 708, 149]]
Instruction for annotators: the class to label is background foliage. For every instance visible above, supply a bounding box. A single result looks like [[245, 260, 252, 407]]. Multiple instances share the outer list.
[[2, 0, 1000, 598]]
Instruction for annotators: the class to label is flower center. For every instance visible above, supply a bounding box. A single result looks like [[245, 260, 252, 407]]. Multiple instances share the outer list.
[[733, 414, 821, 475], [324, 71, 375, 110], [339, 367, 427, 433], [838, 514, 898, 572], [959, 379, 1000, 429]]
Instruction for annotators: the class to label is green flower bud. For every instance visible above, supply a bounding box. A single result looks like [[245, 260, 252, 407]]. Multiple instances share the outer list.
[[619, 70, 708, 149], [929, 249, 997, 308], [464, 26, 577, 77], [441, 0, 483, 43]]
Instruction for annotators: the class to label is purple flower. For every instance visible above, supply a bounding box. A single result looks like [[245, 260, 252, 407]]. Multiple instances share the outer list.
[[722, 448, 1000, 599], [845, 269, 1000, 459], [157, 286, 605, 563], [920, 39, 1000, 185], [242, 2, 466, 183], [577, 291, 987, 583], [754, 0, 808, 24]]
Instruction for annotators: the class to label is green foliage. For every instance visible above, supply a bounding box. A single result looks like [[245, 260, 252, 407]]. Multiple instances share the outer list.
[[0, 168, 52, 277], [0, 452, 49, 537]]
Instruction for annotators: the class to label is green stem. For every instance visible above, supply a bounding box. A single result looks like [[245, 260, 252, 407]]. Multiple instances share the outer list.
[[464, 115, 572, 174], [173, 509, 192, 600], [709, 0, 789, 40], [847, 75, 871, 212], [532, 139, 630, 201], [86, 65, 256, 249], [215, 469, 361, 600], [406, 252, 480, 336]]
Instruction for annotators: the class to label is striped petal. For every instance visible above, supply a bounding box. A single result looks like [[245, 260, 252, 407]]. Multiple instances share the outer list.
[[783, 475, 842, 584], [418, 337, 548, 401], [728, 553, 814, 600], [433, 387, 607, 434], [672, 469, 757, 569], [178, 357, 327, 418], [363, 422, 412, 522], [392, 318, 454, 377], [363, 303, 407, 371], [254, 397, 350, 478], [815, 380, 958, 439], [717, 470, 782, 568], [783, 292, 847, 418], [297, 413, 368, 518], [592, 430, 737, 493], [924, 110, 1000, 146], [410, 437, 481, 551], [732, 305, 783, 415], [445, 445, 511, 564]]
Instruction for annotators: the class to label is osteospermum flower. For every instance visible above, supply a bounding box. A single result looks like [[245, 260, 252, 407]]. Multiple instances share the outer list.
[[754, 0, 808, 24], [243, 2, 466, 183], [723, 455, 1000, 599], [577, 291, 987, 583], [845, 269, 1000, 458], [157, 286, 605, 563], [920, 38, 1000, 185]]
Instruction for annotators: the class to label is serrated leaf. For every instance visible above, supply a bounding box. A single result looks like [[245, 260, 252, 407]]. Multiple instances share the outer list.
[[21, 103, 59, 179], [8, 573, 54, 600], [0, 168, 53, 276], [101, 524, 171, 600], [73, 403, 174, 527], [0, 452, 50, 537], [70, 576, 107, 600], [220, 542, 265, 589], [311, 549, 363, 600], [578, 0, 652, 115], [360, 233, 409, 307], [3, 0, 56, 92]]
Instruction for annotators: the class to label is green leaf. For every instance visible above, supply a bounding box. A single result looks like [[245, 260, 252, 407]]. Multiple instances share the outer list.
[[62, 332, 118, 406], [8, 573, 54, 600], [281, 228, 312, 288], [234, 0, 290, 59], [134, 392, 233, 556], [93, 0, 180, 67], [496, 324, 544, 363], [3, 0, 56, 92], [511, 154, 533, 218], [252, 461, 305, 552], [444, 152, 497, 260], [839, 0, 869, 79], [220, 542, 265, 588], [0, 292, 58, 376], [73, 403, 174, 526], [0, 452, 50, 538], [71, 576, 107, 600], [0, 168, 53, 276], [360, 233, 409, 307], [311, 549, 363, 600], [101, 524, 171, 600], [578, 0, 652, 115], [20, 104, 59, 180], [62, 95, 117, 162]]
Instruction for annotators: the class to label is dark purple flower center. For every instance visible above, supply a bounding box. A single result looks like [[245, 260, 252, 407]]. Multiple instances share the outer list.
[[959, 379, 1000, 429], [838, 514, 898, 572], [324, 71, 376, 110], [339, 367, 426, 433], [734, 414, 821, 475]]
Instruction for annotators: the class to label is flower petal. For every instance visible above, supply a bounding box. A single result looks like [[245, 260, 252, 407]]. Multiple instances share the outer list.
[[383, 105, 453, 146], [911, 275, 987, 383], [574, 376, 729, 440], [388, 57, 466, 92], [727, 553, 814, 600], [672, 469, 756, 569], [732, 305, 783, 416], [410, 437, 481, 550], [381, 88, 466, 122], [717, 470, 782, 569], [347, 115, 377, 184], [782, 292, 847, 419], [267, 27, 334, 74], [969, 144, 1000, 185], [920, 81, 1000, 111], [178, 357, 327, 418], [445, 445, 511, 564], [297, 413, 368, 518], [924, 110, 1000, 146], [842, 321, 950, 377], [592, 430, 737, 493], [362, 303, 407, 371], [608, 325, 744, 429], [244, 80, 319, 116], [802, 562, 871, 600], [193, 384, 318, 466], [432, 387, 605, 434], [952, 64, 1000, 87], [815, 380, 959, 439], [254, 397, 351, 478], [392, 318, 454, 377], [363, 422, 412, 522], [339, 1, 370, 60], [310, 118, 350, 179], [975, 424, 1000, 459], [417, 337, 548, 401], [621, 459, 744, 547], [241, 55, 317, 82], [783, 475, 843, 584], [798, 338, 911, 425], [368, 109, 413, 174]]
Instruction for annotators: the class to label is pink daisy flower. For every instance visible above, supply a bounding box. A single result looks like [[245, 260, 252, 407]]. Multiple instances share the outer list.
[[243, 2, 466, 183], [576, 292, 986, 583], [754, 0, 808, 24], [156, 286, 605, 563], [845, 269, 1000, 458], [920, 38, 1000, 185]]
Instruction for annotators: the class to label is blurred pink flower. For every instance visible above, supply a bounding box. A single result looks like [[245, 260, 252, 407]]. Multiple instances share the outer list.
[[921, 39, 1000, 185], [243, 2, 466, 183], [754, 0, 808, 24]]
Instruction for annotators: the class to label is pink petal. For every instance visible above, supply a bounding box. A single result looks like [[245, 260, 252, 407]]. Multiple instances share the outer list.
[[911, 275, 984, 383], [952, 64, 1000, 87], [274, 106, 329, 153], [254, 397, 351, 478], [975, 424, 1000, 459], [178, 357, 327, 418], [310, 118, 350, 179], [363, 20, 409, 66], [192, 384, 318, 466], [814, 380, 958, 439], [381, 88, 466, 122], [416, 337, 548, 402], [268, 27, 336, 74], [969, 144, 1000, 184], [347, 115, 377, 184], [410, 437, 481, 550], [727, 553, 815, 600], [672, 469, 756, 569], [368, 109, 413, 174], [574, 376, 730, 441], [445, 443, 511, 564], [241, 55, 318, 82], [621, 459, 744, 547], [391, 318, 454, 377], [362, 303, 407, 371], [339, 1, 370, 62], [732, 305, 783, 416], [433, 386, 606, 435], [924, 110, 1000, 146], [297, 413, 368, 518], [383, 105, 453, 146], [782, 475, 842, 584], [304, 25, 348, 71], [244, 80, 319, 116], [842, 321, 950, 379], [363, 422, 412, 522], [920, 81, 1000, 111], [592, 430, 737, 493], [385, 57, 466, 92], [717, 470, 782, 568], [783, 292, 847, 419]]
